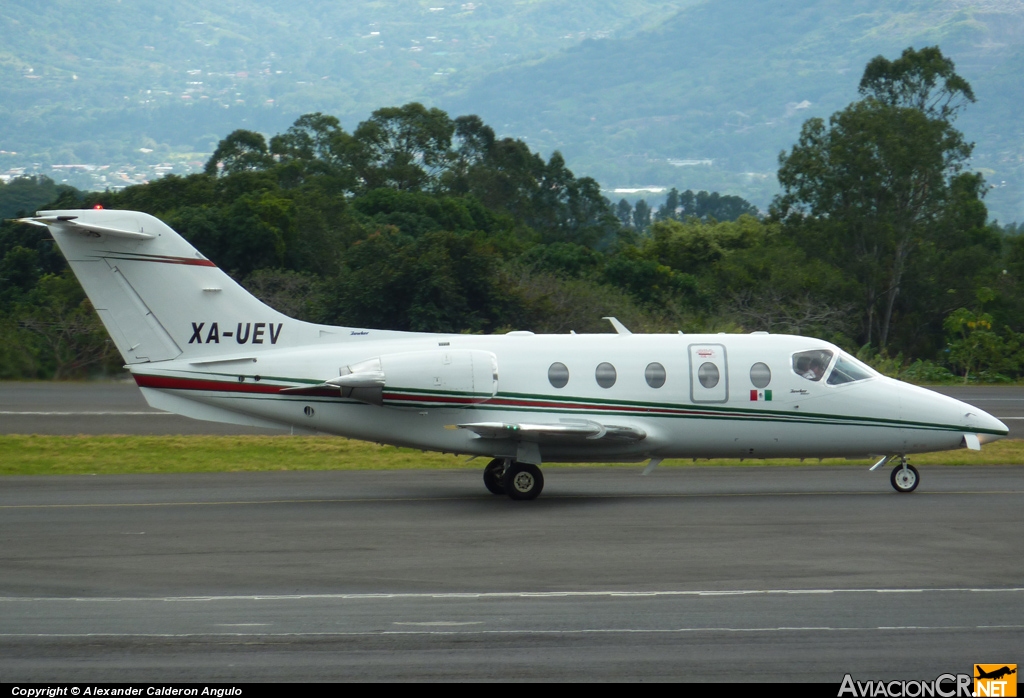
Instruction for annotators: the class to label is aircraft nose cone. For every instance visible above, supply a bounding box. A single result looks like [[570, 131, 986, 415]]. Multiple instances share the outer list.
[[968, 407, 1009, 444]]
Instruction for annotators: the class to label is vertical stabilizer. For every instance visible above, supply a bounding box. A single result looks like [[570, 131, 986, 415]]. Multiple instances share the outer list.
[[23, 209, 314, 365]]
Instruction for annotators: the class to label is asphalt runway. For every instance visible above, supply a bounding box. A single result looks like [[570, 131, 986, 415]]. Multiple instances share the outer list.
[[0, 381, 278, 435], [3, 380, 1024, 437], [1, 466, 1022, 681]]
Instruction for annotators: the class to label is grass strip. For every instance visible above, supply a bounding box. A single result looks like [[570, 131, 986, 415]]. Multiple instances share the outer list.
[[1, 435, 1023, 476]]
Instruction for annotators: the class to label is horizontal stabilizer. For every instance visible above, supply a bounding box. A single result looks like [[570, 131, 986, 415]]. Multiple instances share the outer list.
[[17, 215, 156, 240], [458, 419, 645, 443]]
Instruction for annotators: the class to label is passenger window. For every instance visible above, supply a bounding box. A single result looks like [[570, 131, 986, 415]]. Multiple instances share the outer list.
[[749, 362, 771, 388], [548, 362, 569, 388], [645, 362, 666, 388], [697, 362, 720, 388], [595, 362, 617, 388], [827, 353, 875, 385], [792, 350, 833, 382]]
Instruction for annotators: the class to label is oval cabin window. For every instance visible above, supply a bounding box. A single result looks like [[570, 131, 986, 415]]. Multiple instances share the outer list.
[[749, 362, 771, 389], [645, 362, 666, 388], [548, 362, 569, 389], [697, 362, 720, 389], [595, 362, 617, 389]]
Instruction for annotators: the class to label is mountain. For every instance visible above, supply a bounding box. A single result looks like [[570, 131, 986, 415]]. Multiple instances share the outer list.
[[0, 0, 680, 159], [1, 0, 1021, 222], [443, 0, 1024, 221]]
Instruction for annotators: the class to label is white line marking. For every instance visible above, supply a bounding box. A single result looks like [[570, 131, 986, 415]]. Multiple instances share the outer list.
[[0, 588, 1021, 603], [0, 411, 164, 416], [955, 398, 1024, 401], [213, 623, 271, 627], [2, 624, 1022, 638], [393, 621, 484, 626]]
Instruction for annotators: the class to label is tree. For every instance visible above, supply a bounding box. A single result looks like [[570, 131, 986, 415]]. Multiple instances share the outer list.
[[204, 130, 274, 176], [0, 176, 80, 219], [528, 152, 617, 247], [353, 103, 455, 191], [774, 46, 981, 351], [655, 188, 757, 222], [633, 200, 651, 231], [859, 46, 975, 120], [615, 199, 632, 228]]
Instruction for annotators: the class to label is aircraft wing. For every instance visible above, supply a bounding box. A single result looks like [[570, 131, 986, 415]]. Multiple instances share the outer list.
[[457, 420, 646, 443]]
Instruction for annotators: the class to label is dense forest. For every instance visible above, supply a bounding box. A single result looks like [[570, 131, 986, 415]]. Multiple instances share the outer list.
[[2, 48, 1023, 383]]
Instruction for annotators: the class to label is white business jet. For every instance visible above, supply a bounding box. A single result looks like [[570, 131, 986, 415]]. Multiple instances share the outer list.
[[18, 209, 1009, 500]]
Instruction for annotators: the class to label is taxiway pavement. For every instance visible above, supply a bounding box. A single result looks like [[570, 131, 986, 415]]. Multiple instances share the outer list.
[[1, 466, 1022, 681]]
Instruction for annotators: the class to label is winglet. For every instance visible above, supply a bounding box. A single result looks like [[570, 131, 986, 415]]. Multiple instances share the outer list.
[[602, 317, 632, 335]]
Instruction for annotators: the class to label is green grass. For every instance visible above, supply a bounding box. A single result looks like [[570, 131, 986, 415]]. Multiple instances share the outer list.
[[2, 435, 1023, 476]]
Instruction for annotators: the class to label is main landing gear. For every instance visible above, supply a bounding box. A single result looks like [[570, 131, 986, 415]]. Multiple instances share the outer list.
[[483, 458, 545, 500], [890, 456, 920, 493]]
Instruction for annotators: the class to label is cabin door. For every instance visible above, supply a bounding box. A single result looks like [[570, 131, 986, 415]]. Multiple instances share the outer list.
[[688, 343, 728, 403]]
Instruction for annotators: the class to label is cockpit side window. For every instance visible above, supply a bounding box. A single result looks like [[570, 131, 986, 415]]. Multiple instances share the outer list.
[[826, 353, 876, 385], [792, 349, 833, 382]]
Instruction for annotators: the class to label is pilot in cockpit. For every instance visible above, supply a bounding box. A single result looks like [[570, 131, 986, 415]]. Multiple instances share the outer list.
[[793, 351, 831, 382]]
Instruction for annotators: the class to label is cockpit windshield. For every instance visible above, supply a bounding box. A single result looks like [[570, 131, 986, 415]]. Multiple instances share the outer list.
[[826, 352, 876, 385], [792, 349, 833, 382]]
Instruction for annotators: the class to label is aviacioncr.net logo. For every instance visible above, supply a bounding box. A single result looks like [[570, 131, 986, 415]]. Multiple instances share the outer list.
[[974, 665, 1017, 697], [839, 674, 973, 697]]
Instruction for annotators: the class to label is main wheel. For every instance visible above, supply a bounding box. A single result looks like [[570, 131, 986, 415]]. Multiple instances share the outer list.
[[503, 462, 544, 501], [483, 458, 506, 495], [890, 463, 920, 493]]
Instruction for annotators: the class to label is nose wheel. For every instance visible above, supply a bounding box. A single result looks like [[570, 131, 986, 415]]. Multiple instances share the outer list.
[[890, 460, 920, 493]]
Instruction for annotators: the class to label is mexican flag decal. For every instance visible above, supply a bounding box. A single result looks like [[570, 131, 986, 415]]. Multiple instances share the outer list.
[[750, 389, 772, 401]]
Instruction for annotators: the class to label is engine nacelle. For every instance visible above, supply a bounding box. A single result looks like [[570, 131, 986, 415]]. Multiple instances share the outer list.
[[333, 350, 498, 407]]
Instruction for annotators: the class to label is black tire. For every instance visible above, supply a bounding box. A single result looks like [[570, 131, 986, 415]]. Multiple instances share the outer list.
[[483, 458, 506, 495], [890, 463, 920, 493], [503, 462, 544, 501]]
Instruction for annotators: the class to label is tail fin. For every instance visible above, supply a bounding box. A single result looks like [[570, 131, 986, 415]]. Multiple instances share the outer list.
[[23, 209, 322, 365]]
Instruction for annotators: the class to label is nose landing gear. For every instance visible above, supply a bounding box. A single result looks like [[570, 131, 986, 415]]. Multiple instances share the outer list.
[[890, 457, 920, 493], [482, 458, 545, 500]]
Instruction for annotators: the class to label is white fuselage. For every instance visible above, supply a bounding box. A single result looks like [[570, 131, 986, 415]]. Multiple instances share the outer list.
[[25, 207, 1007, 468], [133, 331, 1004, 463]]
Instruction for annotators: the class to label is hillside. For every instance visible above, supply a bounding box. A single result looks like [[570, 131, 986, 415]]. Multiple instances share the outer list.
[[444, 0, 1024, 220], [0, 0, 680, 162], [1, 0, 1021, 221]]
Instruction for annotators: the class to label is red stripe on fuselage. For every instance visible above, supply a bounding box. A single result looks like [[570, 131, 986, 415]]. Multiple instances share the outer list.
[[133, 373, 334, 397], [132, 374, 728, 417]]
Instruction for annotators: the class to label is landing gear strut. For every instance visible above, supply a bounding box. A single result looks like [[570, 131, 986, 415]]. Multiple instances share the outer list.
[[890, 457, 920, 493]]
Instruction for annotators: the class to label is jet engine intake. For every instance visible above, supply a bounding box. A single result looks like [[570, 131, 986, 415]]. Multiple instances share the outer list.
[[335, 350, 499, 407]]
